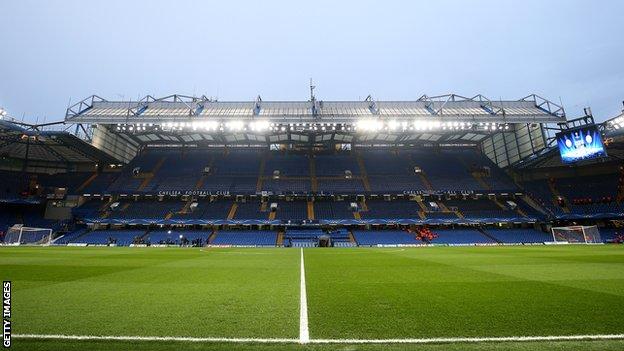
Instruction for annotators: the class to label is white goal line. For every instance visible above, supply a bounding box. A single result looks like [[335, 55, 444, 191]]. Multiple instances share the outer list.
[[14, 333, 624, 344]]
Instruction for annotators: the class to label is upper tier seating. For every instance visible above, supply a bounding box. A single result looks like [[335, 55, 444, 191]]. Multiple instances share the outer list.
[[314, 154, 360, 176], [368, 175, 426, 193], [444, 198, 518, 219], [522, 180, 564, 215], [152, 150, 213, 191], [361, 199, 421, 219], [72, 200, 106, 218], [263, 179, 311, 193], [264, 154, 309, 176], [275, 201, 308, 221], [81, 173, 120, 194], [314, 200, 354, 219], [0, 170, 100, 198], [109, 200, 181, 220], [234, 201, 269, 219], [172, 200, 232, 220], [84, 147, 520, 194], [316, 179, 365, 193], [555, 174, 622, 215]]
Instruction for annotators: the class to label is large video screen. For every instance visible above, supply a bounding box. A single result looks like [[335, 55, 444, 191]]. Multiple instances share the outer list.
[[556, 125, 607, 164]]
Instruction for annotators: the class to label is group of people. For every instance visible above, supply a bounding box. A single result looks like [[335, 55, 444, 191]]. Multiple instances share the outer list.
[[415, 227, 438, 243]]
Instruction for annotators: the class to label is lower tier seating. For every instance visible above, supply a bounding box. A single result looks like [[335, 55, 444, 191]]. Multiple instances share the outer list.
[[211, 230, 277, 246]]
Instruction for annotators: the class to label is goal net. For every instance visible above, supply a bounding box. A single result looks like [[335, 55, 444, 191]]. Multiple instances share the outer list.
[[551, 225, 602, 244], [2, 225, 53, 246]]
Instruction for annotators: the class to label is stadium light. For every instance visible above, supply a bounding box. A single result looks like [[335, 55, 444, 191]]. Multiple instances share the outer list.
[[226, 120, 244, 131], [413, 120, 441, 131], [203, 121, 219, 130], [357, 119, 383, 132], [249, 120, 270, 132], [387, 120, 399, 131]]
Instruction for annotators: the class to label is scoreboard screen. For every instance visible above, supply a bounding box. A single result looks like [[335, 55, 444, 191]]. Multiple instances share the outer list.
[[556, 125, 607, 164]]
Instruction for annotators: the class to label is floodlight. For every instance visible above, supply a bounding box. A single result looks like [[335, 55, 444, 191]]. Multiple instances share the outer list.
[[387, 120, 399, 131], [357, 119, 382, 132], [250, 120, 270, 131], [226, 120, 244, 131]]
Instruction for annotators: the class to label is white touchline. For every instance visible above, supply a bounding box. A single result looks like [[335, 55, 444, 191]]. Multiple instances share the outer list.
[[299, 248, 310, 344], [13, 333, 624, 344], [14, 334, 298, 343]]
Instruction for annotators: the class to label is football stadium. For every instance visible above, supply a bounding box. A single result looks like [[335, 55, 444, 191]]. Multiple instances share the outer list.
[[2, 0, 624, 349], [1, 91, 624, 350]]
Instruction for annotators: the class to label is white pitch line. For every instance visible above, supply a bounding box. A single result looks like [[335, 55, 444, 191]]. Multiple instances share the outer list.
[[13, 333, 624, 344], [14, 334, 297, 343], [299, 248, 310, 344], [308, 334, 624, 344]]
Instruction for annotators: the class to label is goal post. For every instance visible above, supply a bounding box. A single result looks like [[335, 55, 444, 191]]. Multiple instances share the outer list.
[[551, 225, 602, 244], [2, 225, 54, 246]]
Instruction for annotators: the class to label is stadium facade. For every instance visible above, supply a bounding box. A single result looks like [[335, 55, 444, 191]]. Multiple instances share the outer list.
[[1, 92, 623, 246]]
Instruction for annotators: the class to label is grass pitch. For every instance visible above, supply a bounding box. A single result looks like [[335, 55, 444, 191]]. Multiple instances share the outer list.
[[2, 245, 624, 350]]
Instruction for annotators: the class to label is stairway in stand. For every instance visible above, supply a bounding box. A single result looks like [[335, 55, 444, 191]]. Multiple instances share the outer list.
[[548, 178, 570, 213], [227, 203, 238, 220], [76, 172, 99, 193], [355, 152, 371, 192], [307, 201, 315, 220]]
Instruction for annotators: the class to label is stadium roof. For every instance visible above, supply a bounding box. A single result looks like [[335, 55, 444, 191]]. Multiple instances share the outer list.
[[65, 93, 566, 124], [0, 119, 118, 165]]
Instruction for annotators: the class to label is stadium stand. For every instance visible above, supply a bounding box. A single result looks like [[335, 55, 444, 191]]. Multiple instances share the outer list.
[[234, 201, 269, 219], [146, 229, 209, 246], [429, 228, 496, 244], [361, 199, 421, 219], [211, 230, 277, 246], [283, 229, 325, 247], [1, 94, 623, 247], [173, 200, 232, 220], [483, 228, 551, 243], [275, 201, 308, 221], [69, 229, 147, 246], [314, 200, 354, 219], [444, 198, 518, 220], [352, 229, 420, 246]]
